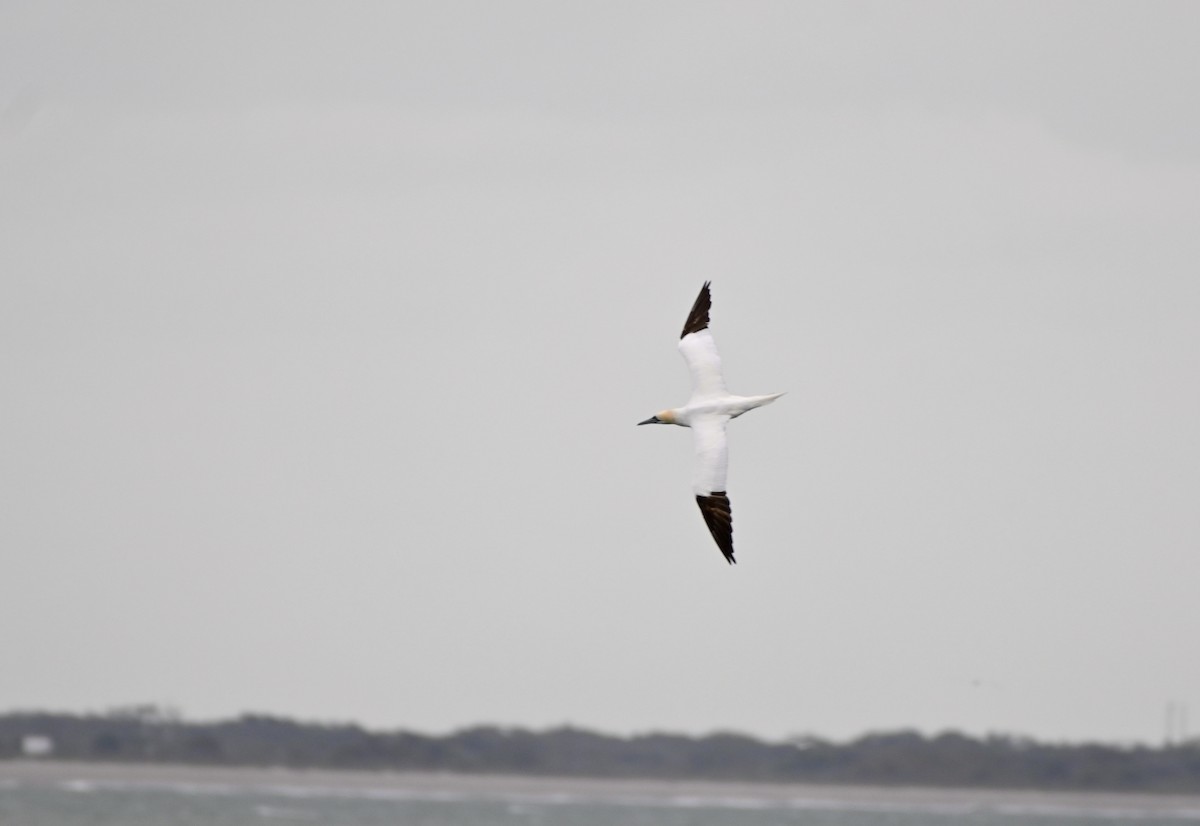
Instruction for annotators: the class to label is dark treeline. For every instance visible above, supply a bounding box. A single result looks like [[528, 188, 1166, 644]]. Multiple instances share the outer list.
[[3, 708, 1200, 793]]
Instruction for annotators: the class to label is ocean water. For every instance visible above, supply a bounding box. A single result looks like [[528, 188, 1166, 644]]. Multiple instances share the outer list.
[[3, 761, 1200, 826]]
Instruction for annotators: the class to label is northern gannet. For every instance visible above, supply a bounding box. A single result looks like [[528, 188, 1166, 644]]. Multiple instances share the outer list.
[[638, 282, 784, 565]]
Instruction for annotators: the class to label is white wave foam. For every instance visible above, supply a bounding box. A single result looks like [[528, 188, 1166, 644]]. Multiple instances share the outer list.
[[253, 804, 317, 820], [32, 771, 1200, 821]]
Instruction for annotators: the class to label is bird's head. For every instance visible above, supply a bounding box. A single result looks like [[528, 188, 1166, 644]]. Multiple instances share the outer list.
[[637, 409, 677, 426]]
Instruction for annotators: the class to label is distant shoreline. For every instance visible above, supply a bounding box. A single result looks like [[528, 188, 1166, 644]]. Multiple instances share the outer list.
[[4, 710, 1200, 793]]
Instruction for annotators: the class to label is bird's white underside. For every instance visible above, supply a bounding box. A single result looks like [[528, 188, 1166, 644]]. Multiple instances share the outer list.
[[679, 330, 731, 496], [675, 329, 784, 497]]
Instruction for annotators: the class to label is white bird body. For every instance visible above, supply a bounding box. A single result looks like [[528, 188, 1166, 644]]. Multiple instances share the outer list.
[[639, 283, 783, 564], [668, 393, 786, 426]]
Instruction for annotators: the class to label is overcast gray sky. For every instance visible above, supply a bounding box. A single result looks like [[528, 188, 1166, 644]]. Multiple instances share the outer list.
[[2, 1, 1198, 746]]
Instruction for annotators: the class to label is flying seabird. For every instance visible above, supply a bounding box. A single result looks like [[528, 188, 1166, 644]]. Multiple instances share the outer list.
[[638, 282, 784, 564]]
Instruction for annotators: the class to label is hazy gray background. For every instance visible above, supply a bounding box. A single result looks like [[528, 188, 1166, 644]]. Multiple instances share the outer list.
[[2, 1, 1198, 745]]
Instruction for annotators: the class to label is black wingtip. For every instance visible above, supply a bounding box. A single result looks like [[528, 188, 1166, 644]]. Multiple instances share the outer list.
[[679, 282, 712, 339], [695, 491, 735, 565]]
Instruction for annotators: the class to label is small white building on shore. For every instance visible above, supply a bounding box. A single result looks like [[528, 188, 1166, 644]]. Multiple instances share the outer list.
[[21, 735, 54, 757]]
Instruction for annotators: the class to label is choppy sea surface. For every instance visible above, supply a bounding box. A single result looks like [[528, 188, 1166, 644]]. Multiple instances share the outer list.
[[4, 761, 1200, 826]]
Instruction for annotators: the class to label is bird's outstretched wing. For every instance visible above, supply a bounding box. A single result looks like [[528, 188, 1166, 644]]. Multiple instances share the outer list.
[[678, 282, 727, 401], [691, 415, 734, 564]]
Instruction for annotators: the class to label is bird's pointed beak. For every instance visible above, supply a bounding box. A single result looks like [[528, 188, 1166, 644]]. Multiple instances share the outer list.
[[637, 416, 658, 426]]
